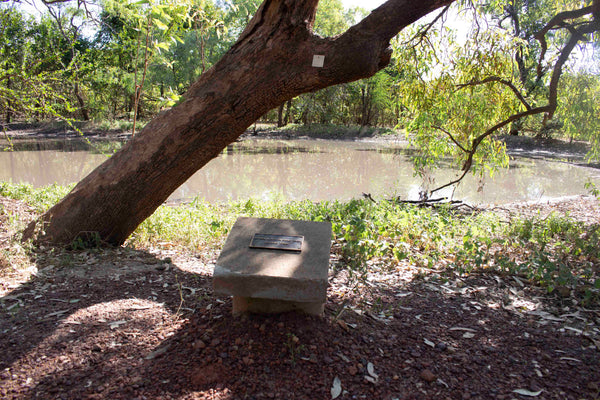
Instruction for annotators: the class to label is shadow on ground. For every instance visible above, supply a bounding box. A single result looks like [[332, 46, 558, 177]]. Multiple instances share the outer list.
[[1, 246, 599, 400]]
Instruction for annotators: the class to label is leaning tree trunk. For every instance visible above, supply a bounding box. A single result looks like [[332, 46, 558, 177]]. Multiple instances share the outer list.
[[25, 0, 453, 246]]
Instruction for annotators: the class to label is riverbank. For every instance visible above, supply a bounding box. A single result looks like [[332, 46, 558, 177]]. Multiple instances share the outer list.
[[3, 121, 596, 165], [1, 184, 599, 399]]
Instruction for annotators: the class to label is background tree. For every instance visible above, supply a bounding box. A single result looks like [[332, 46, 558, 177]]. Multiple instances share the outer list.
[[0, 7, 28, 123], [558, 71, 600, 154], [393, 0, 599, 194], [0, 5, 80, 123]]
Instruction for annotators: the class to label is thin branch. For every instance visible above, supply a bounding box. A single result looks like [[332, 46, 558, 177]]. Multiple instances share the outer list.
[[395, 197, 450, 204], [462, 104, 553, 171], [432, 125, 468, 152], [456, 76, 531, 110], [430, 168, 470, 195], [403, 4, 451, 47]]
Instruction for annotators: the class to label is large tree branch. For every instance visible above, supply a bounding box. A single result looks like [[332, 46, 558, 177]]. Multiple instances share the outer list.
[[534, 5, 593, 79], [347, 0, 453, 43], [432, 125, 468, 153]]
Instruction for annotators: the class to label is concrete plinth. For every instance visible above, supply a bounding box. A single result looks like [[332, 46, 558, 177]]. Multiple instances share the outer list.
[[232, 296, 325, 315], [213, 217, 332, 315]]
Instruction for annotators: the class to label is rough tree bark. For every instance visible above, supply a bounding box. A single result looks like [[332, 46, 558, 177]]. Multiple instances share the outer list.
[[74, 82, 90, 121], [277, 102, 285, 127], [284, 99, 292, 125], [25, 0, 453, 246]]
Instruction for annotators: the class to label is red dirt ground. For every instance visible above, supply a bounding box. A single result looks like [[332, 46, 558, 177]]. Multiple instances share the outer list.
[[1, 196, 599, 400]]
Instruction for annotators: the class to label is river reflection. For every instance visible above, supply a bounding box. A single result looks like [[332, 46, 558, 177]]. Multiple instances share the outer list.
[[1, 139, 599, 204]]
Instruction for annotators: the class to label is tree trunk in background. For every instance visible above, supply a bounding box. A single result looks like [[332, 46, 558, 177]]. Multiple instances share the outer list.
[[5, 77, 12, 124], [277, 102, 285, 127], [25, 0, 454, 246], [360, 85, 370, 126], [509, 119, 522, 136], [284, 99, 292, 125], [74, 82, 90, 121]]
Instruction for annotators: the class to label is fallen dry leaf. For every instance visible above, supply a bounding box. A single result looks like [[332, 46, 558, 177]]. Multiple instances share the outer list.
[[367, 362, 378, 380], [513, 388, 543, 396], [331, 376, 342, 399]]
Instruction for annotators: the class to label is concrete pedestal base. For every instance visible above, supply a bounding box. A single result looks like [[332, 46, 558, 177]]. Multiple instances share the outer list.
[[232, 296, 325, 315]]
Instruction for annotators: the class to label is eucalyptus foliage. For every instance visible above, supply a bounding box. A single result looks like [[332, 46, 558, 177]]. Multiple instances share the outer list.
[[392, 0, 599, 193]]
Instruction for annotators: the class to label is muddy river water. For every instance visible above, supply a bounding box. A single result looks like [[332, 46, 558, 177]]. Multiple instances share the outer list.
[[1, 139, 599, 204]]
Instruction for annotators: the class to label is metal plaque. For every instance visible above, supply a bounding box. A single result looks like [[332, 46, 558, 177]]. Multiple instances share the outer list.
[[249, 233, 304, 252]]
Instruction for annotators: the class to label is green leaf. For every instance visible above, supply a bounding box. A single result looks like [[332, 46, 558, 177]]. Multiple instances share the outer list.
[[154, 41, 170, 51], [154, 19, 169, 31]]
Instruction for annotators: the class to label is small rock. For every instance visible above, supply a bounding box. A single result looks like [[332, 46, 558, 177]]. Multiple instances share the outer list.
[[190, 363, 223, 386], [337, 320, 350, 331], [587, 382, 599, 391], [348, 365, 358, 376], [529, 379, 542, 392], [323, 355, 334, 364], [234, 338, 243, 346], [210, 338, 221, 347], [554, 286, 571, 297], [193, 340, 206, 350], [435, 342, 448, 351], [420, 369, 436, 383]]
